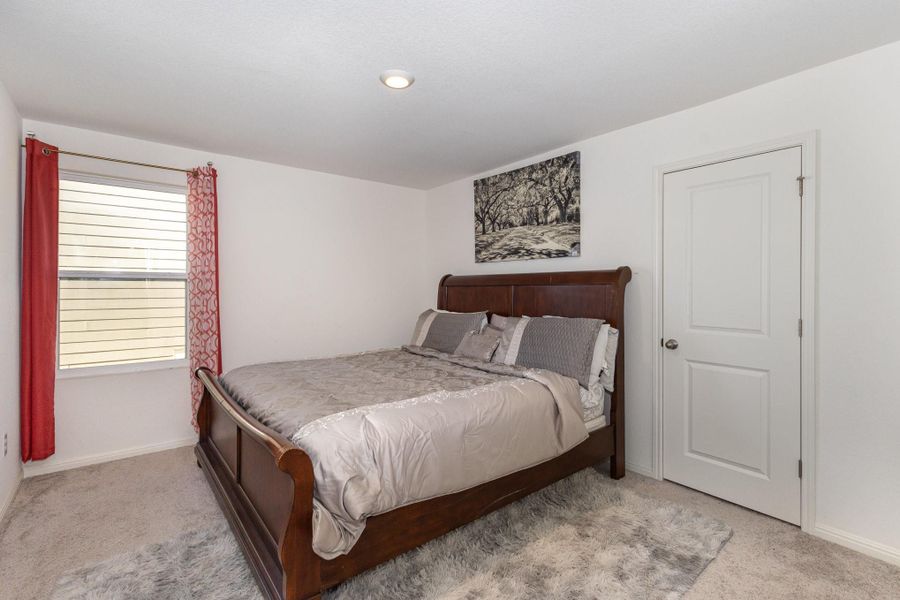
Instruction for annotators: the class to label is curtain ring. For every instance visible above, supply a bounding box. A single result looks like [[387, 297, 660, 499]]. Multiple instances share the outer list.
[[41, 148, 51, 156]]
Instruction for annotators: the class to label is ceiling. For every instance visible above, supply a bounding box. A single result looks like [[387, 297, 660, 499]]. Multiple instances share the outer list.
[[2, 1, 899, 189]]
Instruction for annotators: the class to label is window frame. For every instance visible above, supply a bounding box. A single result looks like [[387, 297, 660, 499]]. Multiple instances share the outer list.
[[55, 170, 190, 379]]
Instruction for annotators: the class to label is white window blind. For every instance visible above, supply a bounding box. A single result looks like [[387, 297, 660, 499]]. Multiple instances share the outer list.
[[58, 176, 188, 370]]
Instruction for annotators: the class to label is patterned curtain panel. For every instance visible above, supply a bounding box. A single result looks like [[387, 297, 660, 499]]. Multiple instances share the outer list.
[[187, 166, 222, 430], [20, 138, 59, 461]]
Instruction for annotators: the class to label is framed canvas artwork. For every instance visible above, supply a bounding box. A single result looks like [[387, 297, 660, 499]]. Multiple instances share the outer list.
[[474, 152, 581, 262]]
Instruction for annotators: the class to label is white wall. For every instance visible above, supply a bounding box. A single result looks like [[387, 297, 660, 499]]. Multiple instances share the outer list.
[[22, 120, 429, 476], [424, 42, 900, 562], [0, 82, 22, 517]]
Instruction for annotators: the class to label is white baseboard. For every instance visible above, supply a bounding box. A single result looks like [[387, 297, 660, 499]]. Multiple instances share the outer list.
[[23, 437, 196, 478], [813, 523, 900, 567], [0, 466, 23, 525], [625, 461, 657, 478]]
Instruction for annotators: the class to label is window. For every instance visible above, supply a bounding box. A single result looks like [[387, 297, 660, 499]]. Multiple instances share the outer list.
[[58, 174, 188, 371]]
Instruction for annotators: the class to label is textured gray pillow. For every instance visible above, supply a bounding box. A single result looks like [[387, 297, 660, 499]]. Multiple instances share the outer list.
[[454, 326, 502, 362], [513, 317, 604, 387], [411, 309, 488, 354]]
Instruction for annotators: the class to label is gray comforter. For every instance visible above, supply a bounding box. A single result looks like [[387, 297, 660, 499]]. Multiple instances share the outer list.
[[220, 346, 588, 558]]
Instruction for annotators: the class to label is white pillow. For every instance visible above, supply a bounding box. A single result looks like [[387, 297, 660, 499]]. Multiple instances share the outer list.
[[598, 327, 619, 392], [579, 378, 607, 410], [589, 324, 610, 383]]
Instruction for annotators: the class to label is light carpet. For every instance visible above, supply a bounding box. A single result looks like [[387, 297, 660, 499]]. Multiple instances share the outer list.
[[51, 468, 731, 600]]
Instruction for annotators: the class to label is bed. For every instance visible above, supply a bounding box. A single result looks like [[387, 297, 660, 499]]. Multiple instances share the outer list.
[[194, 267, 631, 600]]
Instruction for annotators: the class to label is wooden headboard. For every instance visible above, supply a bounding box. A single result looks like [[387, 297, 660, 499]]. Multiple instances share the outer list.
[[437, 267, 632, 469], [437, 268, 631, 330]]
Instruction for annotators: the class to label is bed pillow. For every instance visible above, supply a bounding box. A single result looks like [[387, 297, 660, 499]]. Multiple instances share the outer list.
[[410, 309, 488, 354], [489, 314, 510, 330], [454, 326, 502, 362], [511, 316, 604, 388], [544, 316, 608, 385], [590, 324, 610, 382], [598, 327, 619, 392], [580, 379, 608, 409], [490, 315, 530, 364]]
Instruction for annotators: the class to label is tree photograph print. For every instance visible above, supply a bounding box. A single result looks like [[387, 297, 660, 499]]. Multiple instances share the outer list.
[[473, 152, 581, 263]]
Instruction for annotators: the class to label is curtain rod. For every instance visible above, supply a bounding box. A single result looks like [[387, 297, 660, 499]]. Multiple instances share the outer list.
[[20, 135, 211, 174]]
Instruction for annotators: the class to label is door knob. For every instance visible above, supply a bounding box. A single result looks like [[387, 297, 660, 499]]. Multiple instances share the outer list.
[[664, 338, 679, 350]]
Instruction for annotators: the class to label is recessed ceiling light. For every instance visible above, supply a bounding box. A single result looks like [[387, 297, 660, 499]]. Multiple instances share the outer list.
[[380, 69, 415, 90]]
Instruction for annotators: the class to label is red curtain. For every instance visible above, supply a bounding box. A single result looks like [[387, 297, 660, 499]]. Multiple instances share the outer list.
[[20, 139, 59, 461], [187, 166, 222, 429]]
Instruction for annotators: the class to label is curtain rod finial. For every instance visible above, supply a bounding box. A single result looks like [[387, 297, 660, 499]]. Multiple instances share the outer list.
[[207, 161, 214, 167], [26, 131, 35, 138]]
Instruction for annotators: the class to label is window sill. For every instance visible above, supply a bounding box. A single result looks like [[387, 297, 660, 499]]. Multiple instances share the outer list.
[[56, 358, 189, 380]]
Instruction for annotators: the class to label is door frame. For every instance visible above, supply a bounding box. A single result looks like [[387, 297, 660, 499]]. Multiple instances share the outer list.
[[651, 132, 818, 532]]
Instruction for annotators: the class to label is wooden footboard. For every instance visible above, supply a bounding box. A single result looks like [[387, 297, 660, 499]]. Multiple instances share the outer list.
[[195, 368, 322, 600]]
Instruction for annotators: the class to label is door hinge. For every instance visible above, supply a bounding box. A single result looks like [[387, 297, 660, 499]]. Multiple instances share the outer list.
[[797, 175, 805, 198], [798, 318, 803, 337], [798, 459, 803, 478]]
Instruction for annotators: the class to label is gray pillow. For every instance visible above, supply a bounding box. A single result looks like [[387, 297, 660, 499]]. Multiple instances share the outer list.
[[513, 316, 604, 388], [490, 314, 530, 364], [411, 309, 488, 354], [454, 326, 502, 362]]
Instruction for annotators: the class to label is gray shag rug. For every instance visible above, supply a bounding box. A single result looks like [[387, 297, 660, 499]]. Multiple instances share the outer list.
[[52, 468, 731, 599]]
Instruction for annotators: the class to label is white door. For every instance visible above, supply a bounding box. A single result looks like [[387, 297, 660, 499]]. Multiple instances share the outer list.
[[662, 147, 802, 524]]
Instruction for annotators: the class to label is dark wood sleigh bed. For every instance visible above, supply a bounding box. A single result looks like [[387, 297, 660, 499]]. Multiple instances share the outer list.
[[194, 267, 631, 600]]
